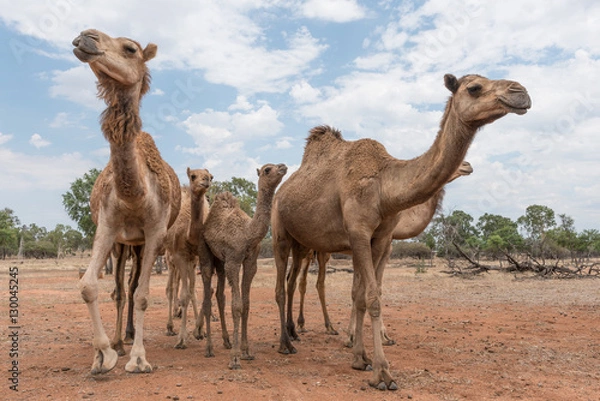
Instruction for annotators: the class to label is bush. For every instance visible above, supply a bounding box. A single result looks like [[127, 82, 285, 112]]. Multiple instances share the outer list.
[[390, 241, 432, 259]]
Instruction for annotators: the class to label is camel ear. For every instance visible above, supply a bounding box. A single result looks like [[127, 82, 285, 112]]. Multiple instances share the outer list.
[[143, 43, 157, 61], [444, 74, 459, 93], [186, 167, 191, 178], [257, 168, 260, 177]]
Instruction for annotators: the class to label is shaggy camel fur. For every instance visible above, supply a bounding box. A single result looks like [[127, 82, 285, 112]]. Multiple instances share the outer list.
[[289, 161, 473, 340], [272, 74, 530, 390], [201, 163, 287, 369], [74, 29, 181, 374]]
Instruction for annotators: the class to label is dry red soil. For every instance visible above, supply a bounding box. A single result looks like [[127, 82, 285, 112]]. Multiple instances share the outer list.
[[1, 256, 599, 401]]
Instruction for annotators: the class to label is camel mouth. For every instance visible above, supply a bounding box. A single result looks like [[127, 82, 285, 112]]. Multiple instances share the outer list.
[[277, 165, 288, 175], [72, 34, 104, 62], [458, 162, 473, 175], [499, 94, 531, 115]]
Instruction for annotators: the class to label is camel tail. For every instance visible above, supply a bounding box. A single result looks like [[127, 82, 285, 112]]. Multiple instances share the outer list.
[[306, 125, 343, 143], [213, 191, 238, 209]]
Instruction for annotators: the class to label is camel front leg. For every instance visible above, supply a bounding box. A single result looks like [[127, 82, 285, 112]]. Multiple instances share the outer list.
[[214, 260, 231, 349], [273, 232, 296, 355], [125, 238, 161, 373], [240, 251, 259, 361], [346, 221, 397, 390], [165, 253, 177, 336], [286, 247, 308, 341], [226, 260, 243, 369], [174, 255, 193, 349], [79, 227, 119, 375]]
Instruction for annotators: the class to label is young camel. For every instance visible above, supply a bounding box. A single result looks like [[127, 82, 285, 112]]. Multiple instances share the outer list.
[[201, 163, 287, 369], [290, 161, 473, 340], [74, 29, 181, 374], [164, 168, 226, 349], [272, 74, 530, 390]]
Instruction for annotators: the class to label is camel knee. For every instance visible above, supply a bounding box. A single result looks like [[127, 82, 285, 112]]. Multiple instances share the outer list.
[[134, 294, 149, 311], [366, 297, 381, 318], [79, 281, 98, 304]]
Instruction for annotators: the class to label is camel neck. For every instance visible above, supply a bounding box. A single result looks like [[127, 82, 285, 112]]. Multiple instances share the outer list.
[[384, 100, 475, 215], [101, 90, 145, 201], [187, 193, 207, 247], [248, 186, 275, 244]]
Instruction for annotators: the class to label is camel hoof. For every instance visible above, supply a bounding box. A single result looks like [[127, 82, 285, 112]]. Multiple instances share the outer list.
[[111, 340, 126, 356], [205, 346, 215, 358], [241, 353, 255, 361], [369, 380, 398, 391], [91, 348, 118, 375], [228, 358, 242, 370], [166, 324, 176, 336], [125, 356, 152, 373], [277, 345, 297, 355], [383, 339, 396, 346], [193, 328, 205, 340], [124, 333, 134, 344], [174, 341, 187, 349], [223, 339, 232, 349]]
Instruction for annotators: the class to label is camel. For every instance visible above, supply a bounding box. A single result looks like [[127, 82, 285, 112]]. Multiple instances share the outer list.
[[272, 74, 530, 390], [164, 168, 221, 349], [201, 163, 287, 369], [74, 29, 181, 374], [290, 161, 473, 341]]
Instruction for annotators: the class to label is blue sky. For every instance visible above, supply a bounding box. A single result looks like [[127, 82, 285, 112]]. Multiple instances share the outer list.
[[1, 0, 599, 232]]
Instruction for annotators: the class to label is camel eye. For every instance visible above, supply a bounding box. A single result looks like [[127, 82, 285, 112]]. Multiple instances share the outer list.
[[190, 174, 196, 181], [467, 84, 482, 95], [124, 45, 137, 54], [210, 175, 214, 181], [264, 167, 271, 174]]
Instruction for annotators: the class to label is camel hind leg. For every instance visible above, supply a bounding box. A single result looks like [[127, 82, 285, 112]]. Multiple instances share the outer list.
[[124, 245, 142, 344], [110, 243, 128, 356], [315, 252, 338, 335]]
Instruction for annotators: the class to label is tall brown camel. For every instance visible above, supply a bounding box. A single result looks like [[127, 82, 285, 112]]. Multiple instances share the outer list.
[[272, 74, 530, 390], [290, 161, 473, 340], [164, 168, 218, 349], [74, 29, 181, 374], [201, 163, 287, 369]]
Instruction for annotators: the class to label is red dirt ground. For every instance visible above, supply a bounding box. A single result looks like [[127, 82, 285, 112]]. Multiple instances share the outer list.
[[1, 256, 599, 401]]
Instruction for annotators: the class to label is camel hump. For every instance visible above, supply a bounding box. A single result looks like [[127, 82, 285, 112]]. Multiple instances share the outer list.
[[306, 125, 343, 143], [213, 191, 238, 209]]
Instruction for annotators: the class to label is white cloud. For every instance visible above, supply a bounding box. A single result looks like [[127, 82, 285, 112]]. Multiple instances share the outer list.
[[151, 88, 165, 96], [48, 66, 103, 110], [0, 132, 13, 145], [0, 1, 329, 95], [179, 99, 284, 180], [299, 0, 368, 22], [29, 133, 51, 148]]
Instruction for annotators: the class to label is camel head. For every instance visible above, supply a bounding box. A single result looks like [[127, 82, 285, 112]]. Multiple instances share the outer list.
[[257, 163, 288, 190], [444, 74, 531, 128], [186, 168, 213, 196], [72, 29, 157, 98]]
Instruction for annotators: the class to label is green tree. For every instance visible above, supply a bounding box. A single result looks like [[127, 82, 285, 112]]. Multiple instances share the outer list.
[[517, 204, 556, 241], [62, 168, 101, 245], [476, 213, 523, 256], [0, 208, 20, 258], [546, 214, 578, 260], [427, 210, 479, 256], [208, 176, 257, 217], [517, 204, 557, 258]]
